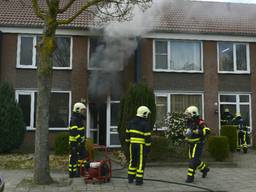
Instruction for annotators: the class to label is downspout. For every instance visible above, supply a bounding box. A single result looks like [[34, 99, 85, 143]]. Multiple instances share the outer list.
[[0, 31, 2, 82], [135, 37, 142, 83]]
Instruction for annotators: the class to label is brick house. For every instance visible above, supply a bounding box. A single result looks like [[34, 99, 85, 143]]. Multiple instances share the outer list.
[[1, 0, 256, 149]]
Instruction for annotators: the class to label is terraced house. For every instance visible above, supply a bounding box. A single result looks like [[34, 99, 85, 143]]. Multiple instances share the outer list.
[[1, 0, 256, 149]]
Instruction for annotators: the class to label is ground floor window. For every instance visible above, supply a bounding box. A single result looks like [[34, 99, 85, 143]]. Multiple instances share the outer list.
[[219, 93, 251, 129], [155, 92, 203, 130], [16, 90, 71, 130]]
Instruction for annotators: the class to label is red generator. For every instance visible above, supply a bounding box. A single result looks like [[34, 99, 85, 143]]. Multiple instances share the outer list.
[[81, 144, 112, 184]]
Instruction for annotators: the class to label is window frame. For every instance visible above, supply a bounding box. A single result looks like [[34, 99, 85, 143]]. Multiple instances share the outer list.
[[154, 91, 204, 130], [16, 34, 73, 70], [153, 39, 203, 73], [218, 92, 252, 133], [15, 89, 71, 130], [217, 42, 250, 74]]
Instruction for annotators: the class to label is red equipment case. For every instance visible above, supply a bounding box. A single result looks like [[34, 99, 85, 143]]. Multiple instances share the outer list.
[[81, 144, 112, 184]]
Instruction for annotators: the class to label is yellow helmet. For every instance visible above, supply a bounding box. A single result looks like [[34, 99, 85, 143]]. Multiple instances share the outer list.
[[136, 106, 151, 118], [73, 102, 86, 113], [185, 106, 199, 117], [235, 112, 241, 117]]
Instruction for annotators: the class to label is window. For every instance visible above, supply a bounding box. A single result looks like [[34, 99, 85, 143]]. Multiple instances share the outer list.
[[16, 90, 71, 130], [154, 39, 202, 72], [219, 93, 251, 129], [17, 34, 72, 69], [218, 42, 249, 73], [155, 92, 203, 130], [17, 35, 36, 68], [88, 37, 123, 70]]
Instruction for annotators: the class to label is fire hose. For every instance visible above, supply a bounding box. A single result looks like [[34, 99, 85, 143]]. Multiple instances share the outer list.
[[112, 176, 216, 192], [111, 161, 216, 192]]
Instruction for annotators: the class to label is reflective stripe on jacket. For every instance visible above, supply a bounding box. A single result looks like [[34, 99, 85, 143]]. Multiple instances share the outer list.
[[69, 112, 86, 143], [125, 116, 152, 147]]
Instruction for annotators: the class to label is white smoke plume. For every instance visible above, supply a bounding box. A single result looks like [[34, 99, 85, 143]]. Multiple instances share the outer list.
[[88, 0, 169, 101]]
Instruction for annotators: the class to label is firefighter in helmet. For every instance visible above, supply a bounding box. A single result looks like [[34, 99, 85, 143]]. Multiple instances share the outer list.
[[125, 106, 152, 185], [233, 112, 248, 153], [221, 108, 233, 125], [184, 106, 211, 183], [68, 102, 87, 178]]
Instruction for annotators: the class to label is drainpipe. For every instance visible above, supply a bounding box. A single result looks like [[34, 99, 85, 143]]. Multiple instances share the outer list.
[[135, 37, 142, 83], [0, 31, 2, 81]]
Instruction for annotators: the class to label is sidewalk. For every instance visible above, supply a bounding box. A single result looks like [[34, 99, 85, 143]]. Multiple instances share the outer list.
[[1, 149, 256, 192]]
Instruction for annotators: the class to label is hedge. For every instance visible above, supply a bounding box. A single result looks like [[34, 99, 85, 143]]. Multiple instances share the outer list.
[[208, 136, 229, 161], [220, 125, 237, 152]]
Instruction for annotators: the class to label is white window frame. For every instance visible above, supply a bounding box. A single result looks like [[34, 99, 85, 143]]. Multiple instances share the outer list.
[[217, 42, 250, 74], [154, 91, 204, 130], [16, 35, 37, 69], [15, 89, 71, 130], [16, 34, 73, 70], [153, 39, 203, 73], [218, 92, 252, 135]]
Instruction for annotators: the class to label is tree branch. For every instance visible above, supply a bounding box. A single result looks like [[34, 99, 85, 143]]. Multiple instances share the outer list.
[[57, 0, 103, 25], [31, 0, 45, 20], [58, 0, 76, 14]]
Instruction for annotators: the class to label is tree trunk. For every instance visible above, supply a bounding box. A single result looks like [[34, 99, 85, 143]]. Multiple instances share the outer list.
[[33, 17, 57, 185]]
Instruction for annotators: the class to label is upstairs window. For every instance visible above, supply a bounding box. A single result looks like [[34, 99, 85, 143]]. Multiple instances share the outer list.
[[88, 37, 124, 71], [154, 39, 202, 72], [17, 34, 72, 69], [218, 42, 249, 73]]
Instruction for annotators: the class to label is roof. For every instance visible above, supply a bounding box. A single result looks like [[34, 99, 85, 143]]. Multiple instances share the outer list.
[[152, 0, 256, 36], [0, 0, 96, 29], [1, 0, 256, 36]]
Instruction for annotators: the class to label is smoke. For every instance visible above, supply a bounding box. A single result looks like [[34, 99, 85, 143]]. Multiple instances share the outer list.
[[88, 0, 169, 102]]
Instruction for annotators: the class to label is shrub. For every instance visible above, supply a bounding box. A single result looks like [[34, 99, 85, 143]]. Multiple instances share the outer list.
[[148, 135, 170, 161], [54, 133, 69, 155], [208, 136, 229, 161], [0, 82, 26, 153], [220, 125, 237, 152], [164, 112, 186, 146], [147, 135, 188, 162]]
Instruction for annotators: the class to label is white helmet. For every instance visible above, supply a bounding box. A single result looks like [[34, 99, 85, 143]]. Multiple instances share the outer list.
[[184, 106, 199, 117], [73, 102, 86, 113], [136, 106, 151, 118]]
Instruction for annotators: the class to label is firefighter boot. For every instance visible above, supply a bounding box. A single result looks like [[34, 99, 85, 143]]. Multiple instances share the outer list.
[[185, 176, 194, 183], [243, 147, 248, 153], [135, 180, 143, 185], [128, 175, 134, 184], [202, 167, 209, 178]]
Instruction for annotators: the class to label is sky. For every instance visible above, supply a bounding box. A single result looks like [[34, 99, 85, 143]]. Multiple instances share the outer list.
[[195, 0, 256, 3]]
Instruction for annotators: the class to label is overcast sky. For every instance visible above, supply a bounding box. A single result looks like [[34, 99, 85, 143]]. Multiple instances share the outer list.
[[195, 0, 256, 3]]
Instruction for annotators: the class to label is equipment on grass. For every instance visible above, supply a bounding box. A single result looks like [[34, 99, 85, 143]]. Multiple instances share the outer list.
[[81, 144, 112, 184]]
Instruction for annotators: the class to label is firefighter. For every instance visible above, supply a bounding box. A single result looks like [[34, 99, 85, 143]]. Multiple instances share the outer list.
[[221, 108, 233, 125], [125, 106, 152, 185], [184, 106, 211, 183], [233, 112, 248, 153], [68, 102, 87, 178]]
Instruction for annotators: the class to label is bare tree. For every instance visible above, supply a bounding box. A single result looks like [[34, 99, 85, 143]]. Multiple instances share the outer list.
[[31, 0, 152, 185]]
